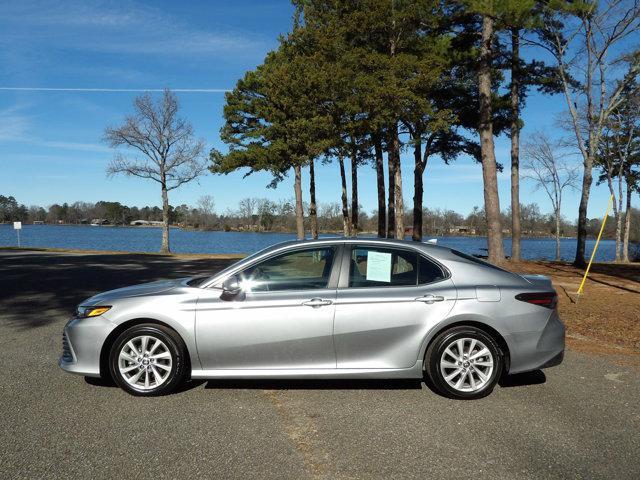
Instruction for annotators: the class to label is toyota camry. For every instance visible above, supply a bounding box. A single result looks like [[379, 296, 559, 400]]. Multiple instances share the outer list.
[[59, 239, 564, 399]]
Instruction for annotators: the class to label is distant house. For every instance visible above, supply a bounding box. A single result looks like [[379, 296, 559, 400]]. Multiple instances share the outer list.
[[90, 218, 108, 226], [450, 225, 476, 235], [130, 220, 163, 227]]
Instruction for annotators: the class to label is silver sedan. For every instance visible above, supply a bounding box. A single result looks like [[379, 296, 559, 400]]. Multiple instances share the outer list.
[[59, 239, 565, 399]]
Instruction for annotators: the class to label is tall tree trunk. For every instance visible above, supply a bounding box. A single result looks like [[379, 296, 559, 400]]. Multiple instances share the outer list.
[[412, 138, 423, 242], [555, 208, 561, 261], [160, 180, 171, 254], [338, 154, 351, 237], [510, 28, 522, 262], [616, 172, 624, 261], [623, 181, 632, 262], [374, 135, 386, 238], [478, 14, 505, 264], [605, 172, 621, 261], [574, 167, 592, 267], [309, 159, 318, 240], [350, 136, 359, 236], [387, 23, 398, 240], [391, 125, 404, 239], [387, 145, 396, 238], [293, 164, 304, 240]]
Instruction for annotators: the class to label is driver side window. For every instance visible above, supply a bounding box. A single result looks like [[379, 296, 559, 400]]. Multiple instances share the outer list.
[[239, 247, 336, 292]]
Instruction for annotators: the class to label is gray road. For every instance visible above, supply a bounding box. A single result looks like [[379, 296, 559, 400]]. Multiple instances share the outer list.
[[0, 250, 638, 479]]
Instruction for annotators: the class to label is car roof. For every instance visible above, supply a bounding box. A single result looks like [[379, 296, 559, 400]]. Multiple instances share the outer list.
[[265, 236, 448, 249], [246, 237, 453, 259]]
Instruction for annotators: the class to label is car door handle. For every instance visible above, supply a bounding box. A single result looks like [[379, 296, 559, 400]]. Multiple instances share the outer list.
[[415, 294, 445, 304], [302, 298, 333, 308]]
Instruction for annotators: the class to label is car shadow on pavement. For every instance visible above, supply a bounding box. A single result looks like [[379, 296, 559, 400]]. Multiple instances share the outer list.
[[204, 378, 424, 390], [85, 376, 208, 394], [499, 369, 546, 388], [85, 373, 545, 396]]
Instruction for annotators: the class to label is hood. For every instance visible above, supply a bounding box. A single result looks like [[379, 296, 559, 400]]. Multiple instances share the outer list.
[[81, 278, 187, 306]]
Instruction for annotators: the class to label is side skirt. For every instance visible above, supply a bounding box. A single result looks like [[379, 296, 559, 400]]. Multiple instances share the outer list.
[[191, 361, 424, 380]]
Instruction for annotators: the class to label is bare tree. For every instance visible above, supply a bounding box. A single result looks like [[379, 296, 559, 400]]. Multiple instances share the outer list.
[[196, 195, 216, 229], [597, 73, 640, 261], [597, 123, 633, 261], [104, 89, 207, 253], [523, 133, 580, 261], [535, 0, 640, 266], [238, 198, 258, 224]]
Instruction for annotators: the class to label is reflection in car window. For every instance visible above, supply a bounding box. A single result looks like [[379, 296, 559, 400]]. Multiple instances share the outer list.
[[240, 247, 335, 292], [349, 247, 417, 287]]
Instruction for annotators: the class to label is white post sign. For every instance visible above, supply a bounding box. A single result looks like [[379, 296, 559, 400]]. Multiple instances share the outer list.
[[13, 221, 21, 247]]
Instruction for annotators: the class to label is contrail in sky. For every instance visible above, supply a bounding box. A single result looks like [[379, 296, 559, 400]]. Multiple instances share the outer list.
[[0, 87, 231, 93]]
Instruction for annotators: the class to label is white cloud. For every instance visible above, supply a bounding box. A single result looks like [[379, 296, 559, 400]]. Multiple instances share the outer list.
[[0, 105, 111, 151], [0, 0, 268, 59], [0, 104, 33, 142]]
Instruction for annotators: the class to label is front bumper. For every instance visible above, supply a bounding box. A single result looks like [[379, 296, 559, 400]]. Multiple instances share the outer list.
[[58, 316, 115, 377], [506, 310, 565, 374]]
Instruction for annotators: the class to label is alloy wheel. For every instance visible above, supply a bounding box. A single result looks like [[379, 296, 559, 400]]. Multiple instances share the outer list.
[[439, 337, 494, 393], [118, 335, 173, 391]]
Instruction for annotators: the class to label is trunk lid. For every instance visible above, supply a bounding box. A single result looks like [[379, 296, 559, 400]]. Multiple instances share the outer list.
[[520, 274, 554, 290]]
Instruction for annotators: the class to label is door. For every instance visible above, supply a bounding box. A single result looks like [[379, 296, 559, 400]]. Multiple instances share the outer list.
[[195, 245, 340, 370], [333, 245, 457, 369]]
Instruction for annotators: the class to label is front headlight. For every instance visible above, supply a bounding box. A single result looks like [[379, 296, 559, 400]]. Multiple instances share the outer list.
[[76, 306, 111, 318]]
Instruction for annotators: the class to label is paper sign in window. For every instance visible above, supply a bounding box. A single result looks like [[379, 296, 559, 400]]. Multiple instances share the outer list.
[[366, 251, 392, 282]]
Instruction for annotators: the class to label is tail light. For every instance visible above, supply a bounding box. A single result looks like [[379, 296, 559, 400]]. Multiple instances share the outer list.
[[515, 292, 557, 309]]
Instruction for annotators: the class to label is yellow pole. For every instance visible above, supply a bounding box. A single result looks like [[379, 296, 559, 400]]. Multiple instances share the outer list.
[[576, 194, 614, 297]]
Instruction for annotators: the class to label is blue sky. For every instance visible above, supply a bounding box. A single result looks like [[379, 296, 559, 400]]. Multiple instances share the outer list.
[[0, 0, 619, 220]]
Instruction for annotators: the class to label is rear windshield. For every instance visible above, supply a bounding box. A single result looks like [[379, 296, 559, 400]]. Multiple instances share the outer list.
[[450, 249, 513, 274]]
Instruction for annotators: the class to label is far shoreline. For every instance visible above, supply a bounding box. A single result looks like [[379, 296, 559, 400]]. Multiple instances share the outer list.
[[0, 222, 606, 241], [0, 246, 246, 259]]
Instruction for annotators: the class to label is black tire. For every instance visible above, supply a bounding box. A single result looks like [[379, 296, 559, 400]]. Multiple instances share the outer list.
[[425, 325, 503, 400], [109, 323, 187, 396]]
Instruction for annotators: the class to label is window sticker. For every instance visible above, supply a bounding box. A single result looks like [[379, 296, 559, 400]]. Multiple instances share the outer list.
[[365, 251, 392, 282]]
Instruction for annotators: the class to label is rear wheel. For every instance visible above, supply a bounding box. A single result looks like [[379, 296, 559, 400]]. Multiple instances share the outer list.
[[425, 326, 503, 399], [109, 324, 186, 396]]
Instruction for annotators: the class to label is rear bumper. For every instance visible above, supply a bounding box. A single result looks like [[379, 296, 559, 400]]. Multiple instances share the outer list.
[[58, 317, 115, 378], [506, 310, 565, 374], [539, 349, 564, 369]]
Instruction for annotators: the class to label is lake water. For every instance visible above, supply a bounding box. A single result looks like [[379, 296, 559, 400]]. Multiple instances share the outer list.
[[0, 224, 625, 261]]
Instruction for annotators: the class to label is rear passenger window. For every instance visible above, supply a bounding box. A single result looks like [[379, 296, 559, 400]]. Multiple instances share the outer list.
[[349, 247, 417, 287], [418, 255, 446, 284]]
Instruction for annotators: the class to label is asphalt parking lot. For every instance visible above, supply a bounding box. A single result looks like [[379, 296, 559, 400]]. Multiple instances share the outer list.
[[1, 250, 638, 479]]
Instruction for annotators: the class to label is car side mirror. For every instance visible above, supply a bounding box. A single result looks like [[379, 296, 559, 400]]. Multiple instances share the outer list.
[[221, 274, 243, 300]]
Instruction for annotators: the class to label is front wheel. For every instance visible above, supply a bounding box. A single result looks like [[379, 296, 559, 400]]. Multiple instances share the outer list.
[[109, 324, 187, 396], [425, 326, 503, 399]]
